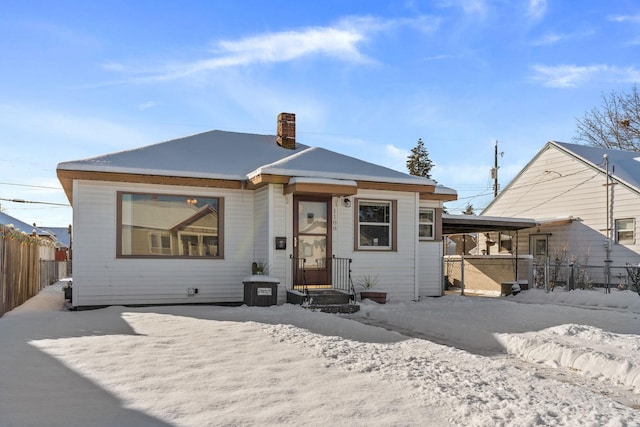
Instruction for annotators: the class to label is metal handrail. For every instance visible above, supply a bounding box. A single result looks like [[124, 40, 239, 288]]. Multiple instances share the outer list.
[[332, 255, 355, 302], [289, 255, 308, 295]]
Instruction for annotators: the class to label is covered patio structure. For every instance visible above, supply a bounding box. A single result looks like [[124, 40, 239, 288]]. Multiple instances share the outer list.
[[442, 214, 538, 296]]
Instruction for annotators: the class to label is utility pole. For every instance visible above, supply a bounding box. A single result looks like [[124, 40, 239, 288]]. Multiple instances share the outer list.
[[491, 141, 503, 198], [604, 154, 611, 294]]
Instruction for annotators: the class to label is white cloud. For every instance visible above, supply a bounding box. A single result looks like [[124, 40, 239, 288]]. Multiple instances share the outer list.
[[608, 14, 640, 23], [530, 64, 640, 88], [527, 0, 547, 20], [107, 15, 438, 83], [530, 29, 594, 46], [384, 144, 409, 170], [137, 101, 157, 111], [458, 0, 488, 17], [530, 32, 563, 46]]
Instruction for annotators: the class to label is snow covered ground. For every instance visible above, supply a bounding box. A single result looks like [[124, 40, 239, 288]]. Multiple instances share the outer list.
[[0, 281, 638, 427]]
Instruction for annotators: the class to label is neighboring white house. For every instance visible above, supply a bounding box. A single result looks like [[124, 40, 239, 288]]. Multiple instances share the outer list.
[[57, 113, 457, 308], [481, 141, 640, 281]]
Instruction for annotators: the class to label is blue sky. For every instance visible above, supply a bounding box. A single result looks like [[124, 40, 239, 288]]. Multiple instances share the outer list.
[[1, 0, 639, 226]]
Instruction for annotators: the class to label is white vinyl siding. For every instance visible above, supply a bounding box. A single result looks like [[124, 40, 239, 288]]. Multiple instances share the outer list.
[[71, 180, 254, 307], [483, 144, 640, 265], [346, 190, 418, 301]]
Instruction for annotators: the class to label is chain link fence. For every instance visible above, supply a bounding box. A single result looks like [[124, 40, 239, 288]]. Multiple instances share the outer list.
[[533, 259, 640, 294]]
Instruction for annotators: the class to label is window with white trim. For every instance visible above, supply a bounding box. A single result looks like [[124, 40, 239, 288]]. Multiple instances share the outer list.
[[615, 218, 635, 244], [358, 200, 392, 249], [419, 208, 434, 240]]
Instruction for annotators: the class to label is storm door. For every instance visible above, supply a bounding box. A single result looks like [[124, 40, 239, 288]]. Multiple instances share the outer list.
[[294, 196, 332, 287]]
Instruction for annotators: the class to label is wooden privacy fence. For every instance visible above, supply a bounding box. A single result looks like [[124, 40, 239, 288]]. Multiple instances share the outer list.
[[0, 225, 56, 317]]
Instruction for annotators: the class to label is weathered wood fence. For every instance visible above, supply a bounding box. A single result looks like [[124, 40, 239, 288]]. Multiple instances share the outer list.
[[0, 225, 56, 317]]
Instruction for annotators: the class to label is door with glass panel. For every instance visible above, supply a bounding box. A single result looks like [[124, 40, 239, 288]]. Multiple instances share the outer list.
[[294, 196, 331, 287]]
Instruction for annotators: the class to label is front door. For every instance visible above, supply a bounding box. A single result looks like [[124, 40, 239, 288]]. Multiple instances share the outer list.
[[294, 196, 331, 287]]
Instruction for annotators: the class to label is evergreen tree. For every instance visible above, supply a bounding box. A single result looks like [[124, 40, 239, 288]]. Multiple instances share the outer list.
[[406, 138, 435, 179]]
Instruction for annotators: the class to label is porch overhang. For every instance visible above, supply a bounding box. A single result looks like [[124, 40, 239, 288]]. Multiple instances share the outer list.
[[443, 214, 538, 235], [283, 177, 358, 196]]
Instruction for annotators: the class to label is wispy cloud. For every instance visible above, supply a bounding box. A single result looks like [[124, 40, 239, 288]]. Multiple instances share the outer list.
[[530, 32, 564, 46], [608, 14, 640, 23], [530, 28, 594, 46], [527, 0, 547, 20], [458, 0, 488, 18], [137, 101, 157, 111], [384, 144, 410, 171], [530, 64, 640, 87], [107, 15, 438, 83]]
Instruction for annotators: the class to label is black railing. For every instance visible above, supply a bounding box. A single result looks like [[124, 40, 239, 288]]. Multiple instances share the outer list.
[[290, 255, 308, 294], [290, 255, 355, 302], [332, 256, 355, 300]]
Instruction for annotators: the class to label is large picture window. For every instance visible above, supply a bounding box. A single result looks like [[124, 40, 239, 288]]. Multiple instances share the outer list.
[[615, 218, 634, 244], [357, 200, 394, 250], [118, 192, 223, 258]]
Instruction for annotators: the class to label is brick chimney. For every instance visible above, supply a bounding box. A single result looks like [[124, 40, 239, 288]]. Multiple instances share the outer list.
[[276, 112, 296, 149]]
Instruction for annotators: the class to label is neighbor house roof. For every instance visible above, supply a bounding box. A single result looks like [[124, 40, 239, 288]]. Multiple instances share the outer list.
[[0, 212, 51, 238], [483, 140, 640, 214], [39, 226, 71, 248], [57, 129, 457, 204], [553, 141, 640, 193]]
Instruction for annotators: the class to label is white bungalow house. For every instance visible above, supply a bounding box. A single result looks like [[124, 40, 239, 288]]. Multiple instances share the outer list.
[[481, 141, 640, 289], [57, 113, 457, 308]]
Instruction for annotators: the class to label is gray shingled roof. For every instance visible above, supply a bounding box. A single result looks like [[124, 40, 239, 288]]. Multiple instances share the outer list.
[[58, 129, 454, 191]]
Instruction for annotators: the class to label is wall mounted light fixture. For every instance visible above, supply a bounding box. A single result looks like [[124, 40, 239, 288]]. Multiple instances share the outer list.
[[343, 197, 351, 207]]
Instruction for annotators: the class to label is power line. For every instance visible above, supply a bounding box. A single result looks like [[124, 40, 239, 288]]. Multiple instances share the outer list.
[[0, 181, 63, 190], [0, 197, 70, 207]]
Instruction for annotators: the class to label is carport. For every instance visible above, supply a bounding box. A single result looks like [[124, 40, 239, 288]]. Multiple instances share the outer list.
[[442, 214, 538, 296]]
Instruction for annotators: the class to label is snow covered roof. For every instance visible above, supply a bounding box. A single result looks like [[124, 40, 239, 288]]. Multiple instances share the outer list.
[[39, 226, 71, 248], [0, 212, 51, 237], [553, 141, 640, 193], [58, 130, 308, 181], [57, 128, 457, 201]]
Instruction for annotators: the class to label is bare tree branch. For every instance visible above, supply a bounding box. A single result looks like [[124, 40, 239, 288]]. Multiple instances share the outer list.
[[573, 84, 640, 151]]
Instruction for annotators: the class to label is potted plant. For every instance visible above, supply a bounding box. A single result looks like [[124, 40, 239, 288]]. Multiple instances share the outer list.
[[251, 261, 270, 275], [357, 274, 387, 304]]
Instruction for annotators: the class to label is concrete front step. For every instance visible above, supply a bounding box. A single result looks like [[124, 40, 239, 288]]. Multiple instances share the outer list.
[[307, 290, 353, 305], [306, 304, 360, 314], [286, 289, 359, 313]]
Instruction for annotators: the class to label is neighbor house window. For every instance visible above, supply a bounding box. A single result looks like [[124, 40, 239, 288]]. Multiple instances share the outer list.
[[357, 199, 396, 250], [419, 208, 434, 240], [615, 218, 634, 244], [498, 232, 512, 253], [118, 192, 223, 258]]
